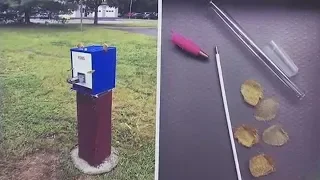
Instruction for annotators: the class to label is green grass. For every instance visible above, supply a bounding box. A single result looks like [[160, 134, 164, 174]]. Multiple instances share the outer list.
[[0, 25, 157, 179], [117, 20, 158, 27]]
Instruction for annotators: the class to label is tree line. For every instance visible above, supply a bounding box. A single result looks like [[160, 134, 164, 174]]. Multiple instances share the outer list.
[[0, 0, 158, 24]]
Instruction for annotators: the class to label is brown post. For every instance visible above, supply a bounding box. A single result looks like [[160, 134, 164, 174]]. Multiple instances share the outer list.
[[76, 91, 112, 167]]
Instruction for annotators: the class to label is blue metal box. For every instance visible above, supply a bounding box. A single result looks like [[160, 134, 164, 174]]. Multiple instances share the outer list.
[[70, 45, 116, 96]]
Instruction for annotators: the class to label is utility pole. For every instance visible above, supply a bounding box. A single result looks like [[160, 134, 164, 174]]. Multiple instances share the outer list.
[[129, 0, 133, 19], [80, 0, 83, 31]]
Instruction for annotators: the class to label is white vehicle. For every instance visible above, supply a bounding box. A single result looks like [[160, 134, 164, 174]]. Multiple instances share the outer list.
[[58, 14, 71, 20]]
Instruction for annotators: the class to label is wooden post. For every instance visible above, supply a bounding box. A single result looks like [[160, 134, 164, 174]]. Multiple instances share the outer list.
[[76, 91, 112, 166], [129, 0, 133, 19], [80, 0, 83, 31]]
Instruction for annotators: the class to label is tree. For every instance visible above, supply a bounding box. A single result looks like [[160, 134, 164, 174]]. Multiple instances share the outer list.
[[81, 0, 101, 25], [83, 0, 157, 25], [116, 0, 157, 14], [4, 0, 77, 23], [133, 0, 157, 12], [82, 0, 117, 25], [0, 1, 9, 11]]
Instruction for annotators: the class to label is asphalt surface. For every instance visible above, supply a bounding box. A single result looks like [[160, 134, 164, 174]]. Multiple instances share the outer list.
[[159, 0, 320, 180]]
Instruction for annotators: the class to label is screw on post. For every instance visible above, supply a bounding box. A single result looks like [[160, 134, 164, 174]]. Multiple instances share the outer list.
[[103, 43, 109, 52], [77, 42, 84, 49]]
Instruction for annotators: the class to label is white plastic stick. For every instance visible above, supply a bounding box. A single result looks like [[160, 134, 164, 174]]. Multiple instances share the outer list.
[[215, 46, 242, 180]]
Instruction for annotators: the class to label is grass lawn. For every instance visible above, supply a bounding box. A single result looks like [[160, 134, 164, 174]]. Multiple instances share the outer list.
[[0, 25, 157, 179], [117, 20, 158, 27]]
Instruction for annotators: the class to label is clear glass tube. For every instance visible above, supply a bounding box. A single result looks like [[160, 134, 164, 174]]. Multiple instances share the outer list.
[[263, 41, 299, 78], [209, 1, 305, 99]]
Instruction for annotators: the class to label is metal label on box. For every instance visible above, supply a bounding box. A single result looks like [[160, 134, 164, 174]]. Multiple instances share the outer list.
[[71, 51, 93, 89]]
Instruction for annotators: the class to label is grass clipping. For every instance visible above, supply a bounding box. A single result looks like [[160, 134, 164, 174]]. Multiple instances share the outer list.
[[255, 97, 279, 121], [263, 125, 289, 146], [241, 80, 263, 106], [249, 154, 276, 177], [234, 125, 259, 148]]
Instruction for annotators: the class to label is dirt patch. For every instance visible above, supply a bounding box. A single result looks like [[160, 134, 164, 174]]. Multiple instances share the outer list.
[[76, 175, 95, 180], [0, 151, 98, 180], [1, 152, 59, 180]]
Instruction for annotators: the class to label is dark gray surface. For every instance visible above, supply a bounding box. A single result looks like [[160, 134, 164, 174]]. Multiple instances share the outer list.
[[159, 0, 320, 180]]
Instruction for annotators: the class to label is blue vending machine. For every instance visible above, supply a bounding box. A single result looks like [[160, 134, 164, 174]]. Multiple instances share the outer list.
[[67, 45, 118, 174]]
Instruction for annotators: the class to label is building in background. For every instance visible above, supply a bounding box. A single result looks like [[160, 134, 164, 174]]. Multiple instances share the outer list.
[[71, 3, 119, 18]]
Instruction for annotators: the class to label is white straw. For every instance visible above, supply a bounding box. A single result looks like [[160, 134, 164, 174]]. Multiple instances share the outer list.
[[215, 46, 242, 180]]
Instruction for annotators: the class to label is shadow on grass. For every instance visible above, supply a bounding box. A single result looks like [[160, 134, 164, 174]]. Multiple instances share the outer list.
[[0, 23, 81, 32]]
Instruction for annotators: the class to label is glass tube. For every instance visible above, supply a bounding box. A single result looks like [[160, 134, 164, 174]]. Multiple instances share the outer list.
[[209, 1, 305, 99]]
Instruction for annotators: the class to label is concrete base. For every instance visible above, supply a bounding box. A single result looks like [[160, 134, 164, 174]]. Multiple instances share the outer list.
[[70, 146, 119, 175]]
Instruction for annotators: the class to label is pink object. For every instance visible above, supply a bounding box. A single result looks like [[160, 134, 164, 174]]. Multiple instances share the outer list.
[[171, 30, 209, 59]]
